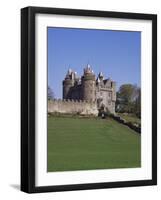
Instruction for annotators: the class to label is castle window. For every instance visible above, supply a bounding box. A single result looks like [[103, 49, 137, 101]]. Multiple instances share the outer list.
[[108, 92, 111, 97]]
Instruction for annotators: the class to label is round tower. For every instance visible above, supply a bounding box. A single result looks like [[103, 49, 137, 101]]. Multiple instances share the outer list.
[[63, 69, 74, 99], [82, 64, 96, 102]]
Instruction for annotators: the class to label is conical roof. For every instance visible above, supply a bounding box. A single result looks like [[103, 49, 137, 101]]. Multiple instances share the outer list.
[[99, 72, 104, 78]]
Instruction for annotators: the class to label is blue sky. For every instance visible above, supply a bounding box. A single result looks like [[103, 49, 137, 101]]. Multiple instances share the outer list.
[[48, 27, 141, 99]]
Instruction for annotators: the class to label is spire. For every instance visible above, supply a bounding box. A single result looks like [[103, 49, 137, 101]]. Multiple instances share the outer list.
[[67, 68, 72, 75], [87, 63, 91, 69], [98, 72, 104, 80], [84, 64, 93, 74]]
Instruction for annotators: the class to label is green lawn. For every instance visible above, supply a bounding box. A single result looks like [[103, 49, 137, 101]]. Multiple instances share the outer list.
[[47, 116, 141, 172]]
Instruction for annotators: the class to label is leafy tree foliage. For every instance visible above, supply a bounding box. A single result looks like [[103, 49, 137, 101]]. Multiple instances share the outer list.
[[116, 84, 141, 117]]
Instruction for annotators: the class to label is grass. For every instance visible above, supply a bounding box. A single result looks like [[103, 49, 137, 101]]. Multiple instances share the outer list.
[[47, 116, 141, 172], [117, 113, 141, 124]]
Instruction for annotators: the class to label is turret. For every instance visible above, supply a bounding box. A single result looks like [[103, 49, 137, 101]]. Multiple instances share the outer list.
[[63, 69, 74, 99], [82, 64, 96, 102]]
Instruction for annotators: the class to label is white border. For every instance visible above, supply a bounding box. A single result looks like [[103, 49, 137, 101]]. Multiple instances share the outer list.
[[35, 14, 152, 186]]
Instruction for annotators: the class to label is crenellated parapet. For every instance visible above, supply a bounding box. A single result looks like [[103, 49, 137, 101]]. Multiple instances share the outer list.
[[48, 99, 98, 116], [62, 64, 116, 114], [50, 99, 96, 103]]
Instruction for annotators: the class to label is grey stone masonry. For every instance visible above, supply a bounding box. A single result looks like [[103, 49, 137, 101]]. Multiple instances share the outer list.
[[62, 64, 116, 114], [48, 99, 98, 116]]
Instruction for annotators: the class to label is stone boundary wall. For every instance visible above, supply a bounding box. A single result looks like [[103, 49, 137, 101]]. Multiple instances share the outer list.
[[48, 99, 98, 116], [111, 114, 141, 134]]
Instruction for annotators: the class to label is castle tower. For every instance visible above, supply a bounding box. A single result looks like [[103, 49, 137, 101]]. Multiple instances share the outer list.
[[81, 64, 96, 102], [111, 81, 116, 101], [63, 69, 74, 99]]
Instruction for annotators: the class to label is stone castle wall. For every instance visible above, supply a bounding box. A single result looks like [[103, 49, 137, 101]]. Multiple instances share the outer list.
[[48, 99, 98, 116], [62, 66, 116, 114]]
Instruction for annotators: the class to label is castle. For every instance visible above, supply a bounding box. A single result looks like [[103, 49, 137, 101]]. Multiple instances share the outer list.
[[62, 64, 116, 114]]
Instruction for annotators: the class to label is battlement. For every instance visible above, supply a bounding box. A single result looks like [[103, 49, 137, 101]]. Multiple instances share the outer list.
[[62, 65, 116, 114], [48, 99, 98, 116], [52, 99, 96, 103]]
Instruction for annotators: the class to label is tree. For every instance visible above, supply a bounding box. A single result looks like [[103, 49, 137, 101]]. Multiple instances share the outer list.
[[116, 84, 140, 114], [119, 84, 137, 102], [48, 86, 54, 100], [134, 88, 141, 118]]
